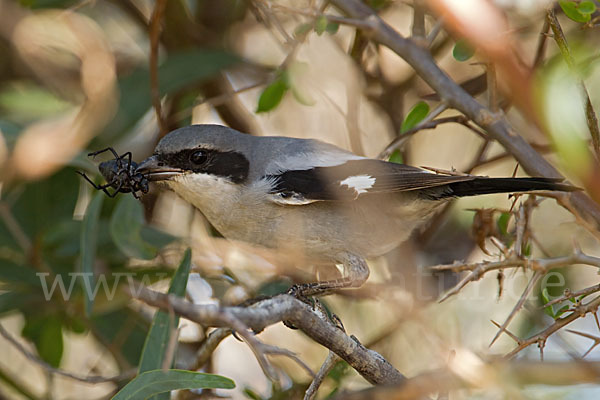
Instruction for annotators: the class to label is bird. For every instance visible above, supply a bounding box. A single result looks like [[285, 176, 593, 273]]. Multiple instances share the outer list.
[[135, 124, 577, 296]]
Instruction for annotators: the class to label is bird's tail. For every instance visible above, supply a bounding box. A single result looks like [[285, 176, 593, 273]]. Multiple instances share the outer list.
[[431, 177, 579, 199]]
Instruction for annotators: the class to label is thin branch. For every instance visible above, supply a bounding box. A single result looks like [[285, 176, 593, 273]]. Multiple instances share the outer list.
[[532, 19, 550, 69], [566, 329, 600, 358], [505, 295, 600, 358], [545, 284, 600, 308], [489, 270, 543, 347], [547, 8, 600, 160], [190, 328, 231, 371], [411, 0, 425, 38], [149, 0, 167, 137], [126, 285, 405, 385], [304, 350, 340, 400], [0, 323, 134, 384]]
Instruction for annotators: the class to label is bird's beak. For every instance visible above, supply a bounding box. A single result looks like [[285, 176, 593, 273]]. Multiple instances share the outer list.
[[135, 155, 183, 181]]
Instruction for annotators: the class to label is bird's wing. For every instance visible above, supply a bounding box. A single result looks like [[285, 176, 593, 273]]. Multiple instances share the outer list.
[[264, 159, 473, 204]]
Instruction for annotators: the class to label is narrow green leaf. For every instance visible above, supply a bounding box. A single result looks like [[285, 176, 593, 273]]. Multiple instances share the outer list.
[[315, 15, 328, 35], [138, 249, 191, 400], [256, 78, 289, 113], [80, 192, 104, 316], [559, 1, 591, 23], [401, 101, 430, 133], [453, 39, 475, 62], [243, 388, 264, 400], [578, 1, 596, 14], [22, 316, 63, 368], [541, 287, 550, 305], [112, 369, 234, 400], [109, 196, 157, 260], [543, 305, 555, 318], [388, 150, 404, 164], [138, 249, 192, 374]]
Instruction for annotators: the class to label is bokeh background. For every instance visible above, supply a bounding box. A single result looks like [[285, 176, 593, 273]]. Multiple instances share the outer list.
[[1, 0, 600, 399]]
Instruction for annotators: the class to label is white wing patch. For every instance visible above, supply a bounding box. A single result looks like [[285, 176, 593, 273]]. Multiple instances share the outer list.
[[340, 175, 376, 196]]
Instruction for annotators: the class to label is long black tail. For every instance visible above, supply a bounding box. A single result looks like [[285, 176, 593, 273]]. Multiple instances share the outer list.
[[434, 177, 579, 199]]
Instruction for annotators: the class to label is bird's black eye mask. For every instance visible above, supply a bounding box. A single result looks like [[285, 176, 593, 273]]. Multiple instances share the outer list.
[[157, 148, 249, 183]]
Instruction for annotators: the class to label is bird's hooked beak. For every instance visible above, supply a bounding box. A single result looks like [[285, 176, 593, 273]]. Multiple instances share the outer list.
[[135, 155, 183, 181]]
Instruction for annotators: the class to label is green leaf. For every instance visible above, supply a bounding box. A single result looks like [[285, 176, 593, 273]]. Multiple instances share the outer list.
[[80, 192, 104, 316], [554, 305, 570, 319], [109, 196, 157, 260], [453, 39, 475, 62], [326, 22, 340, 35], [315, 15, 328, 35], [138, 249, 192, 378], [388, 150, 404, 164], [559, 1, 591, 23], [541, 287, 551, 305], [294, 23, 312, 38], [100, 50, 238, 143], [401, 101, 430, 133], [497, 212, 511, 236], [112, 370, 234, 400], [243, 388, 264, 400], [22, 315, 63, 368], [256, 77, 289, 113], [0, 81, 72, 124], [578, 1, 597, 14]]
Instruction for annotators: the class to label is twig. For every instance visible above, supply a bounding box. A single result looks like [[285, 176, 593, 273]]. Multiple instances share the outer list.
[[411, 0, 425, 38], [149, 0, 167, 137], [547, 8, 600, 160], [126, 285, 406, 385], [545, 284, 600, 308], [504, 295, 600, 358], [190, 328, 232, 371], [304, 350, 340, 400], [566, 329, 600, 358], [0, 323, 134, 384], [532, 18, 550, 69], [489, 270, 543, 347]]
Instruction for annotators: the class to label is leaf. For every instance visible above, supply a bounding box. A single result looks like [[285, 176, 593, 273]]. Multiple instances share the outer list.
[[315, 15, 328, 35], [578, 1, 597, 14], [100, 50, 238, 143], [559, 1, 591, 23], [256, 77, 289, 113], [294, 23, 312, 38], [401, 101, 430, 133], [80, 192, 104, 316], [453, 39, 475, 62], [388, 150, 404, 164], [541, 287, 550, 305], [497, 212, 511, 236], [112, 370, 234, 400], [138, 249, 192, 387], [109, 196, 158, 260], [22, 315, 63, 368], [554, 305, 571, 319], [326, 22, 340, 35]]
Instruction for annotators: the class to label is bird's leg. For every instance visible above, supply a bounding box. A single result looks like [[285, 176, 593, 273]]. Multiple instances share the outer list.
[[287, 253, 370, 297]]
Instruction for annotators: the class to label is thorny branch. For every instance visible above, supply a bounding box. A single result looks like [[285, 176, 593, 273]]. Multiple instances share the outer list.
[[127, 285, 405, 385]]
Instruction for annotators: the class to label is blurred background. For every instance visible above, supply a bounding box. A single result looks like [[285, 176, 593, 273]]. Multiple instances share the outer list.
[[0, 0, 600, 398]]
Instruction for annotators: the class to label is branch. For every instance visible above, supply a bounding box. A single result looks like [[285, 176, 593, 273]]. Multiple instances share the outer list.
[[127, 286, 405, 385], [0, 323, 134, 384], [149, 0, 167, 137], [329, 0, 600, 227]]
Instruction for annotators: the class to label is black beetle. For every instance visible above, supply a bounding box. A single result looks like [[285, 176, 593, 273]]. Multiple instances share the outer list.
[[77, 147, 149, 199]]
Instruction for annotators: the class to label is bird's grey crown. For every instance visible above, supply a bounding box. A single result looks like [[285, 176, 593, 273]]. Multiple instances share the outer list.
[[154, 124, 363, 181]]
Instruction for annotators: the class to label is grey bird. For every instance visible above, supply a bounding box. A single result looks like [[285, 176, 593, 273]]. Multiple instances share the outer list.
[[135, 124, 576, 296]]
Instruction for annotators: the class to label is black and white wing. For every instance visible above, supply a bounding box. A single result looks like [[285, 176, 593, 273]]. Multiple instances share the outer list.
[[263, 159, 576, 205], [263, 159, 473, 204]]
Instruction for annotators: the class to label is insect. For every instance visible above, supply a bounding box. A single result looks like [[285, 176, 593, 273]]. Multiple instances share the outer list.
[[77, 147, 149, 199]]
